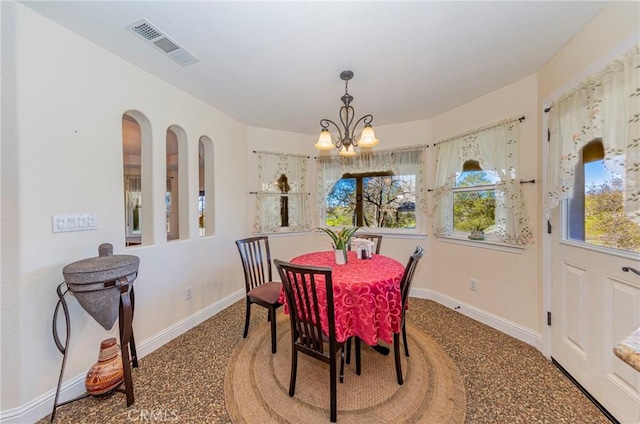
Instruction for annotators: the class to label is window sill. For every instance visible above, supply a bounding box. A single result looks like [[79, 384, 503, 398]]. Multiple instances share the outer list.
[[436, 235, 524, 254], [258, 229, 428, 239], [363, 231, 427, 239], [560, 239, 640, 261], [325, 227, 428, 239], [256, 230, 311, 238]]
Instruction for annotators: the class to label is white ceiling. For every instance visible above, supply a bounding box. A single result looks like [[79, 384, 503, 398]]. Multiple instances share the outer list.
[[20, 1, 607, 135]]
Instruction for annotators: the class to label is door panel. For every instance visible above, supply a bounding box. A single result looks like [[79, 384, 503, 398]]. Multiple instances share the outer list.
[[552, 226, 640, 423], [562, 263, 588, 357], [608, 278, 640, 393]]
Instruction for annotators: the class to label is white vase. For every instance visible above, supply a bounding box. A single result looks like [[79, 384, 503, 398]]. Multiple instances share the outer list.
[[334, 248, 347, 265]]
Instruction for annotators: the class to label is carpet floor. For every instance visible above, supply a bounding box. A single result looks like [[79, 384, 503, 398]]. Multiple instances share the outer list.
[[40, 298, 611, 423], [225, 316, 466, 423]]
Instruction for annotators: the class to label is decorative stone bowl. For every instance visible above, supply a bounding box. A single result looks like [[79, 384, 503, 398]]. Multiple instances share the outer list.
[[63, 243, 139, 330]]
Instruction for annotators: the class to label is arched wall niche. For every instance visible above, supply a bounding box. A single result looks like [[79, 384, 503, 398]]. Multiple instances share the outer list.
[[199, 135, 215, 236], [122, 110, 153, 247], [166, 125, 189, 241]]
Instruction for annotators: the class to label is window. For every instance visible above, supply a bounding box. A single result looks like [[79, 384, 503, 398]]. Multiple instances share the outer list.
[[254, 151, 310, 234], [566, 141, 640, 253], [452, 162, 500, 235], [432, 118, 532, 245], [318, 145, 427, 232], [326, 172, 416, 228], [545, 46, 639, 241]]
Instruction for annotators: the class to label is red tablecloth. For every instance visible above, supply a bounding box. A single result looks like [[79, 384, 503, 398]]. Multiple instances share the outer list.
[[279, 251, 405, 345]]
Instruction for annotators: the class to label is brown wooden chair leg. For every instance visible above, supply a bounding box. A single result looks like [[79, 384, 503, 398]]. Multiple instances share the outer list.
[[243, 300, 251, 338], [394, 332, 403, 385], [289, 347, 298, 397], [339, 349, 345, 383], [270, 307, 277, 354], [355, 337, 361, 376], [330, 354, 337, 423], [345, 338, 351, 364], [402, 321, 409, 357]]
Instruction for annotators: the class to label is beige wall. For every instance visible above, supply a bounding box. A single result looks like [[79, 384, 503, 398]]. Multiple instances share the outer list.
[[2, 3, 249, 413], [539, 1, 640, 102], [2, 0, 639, 421]]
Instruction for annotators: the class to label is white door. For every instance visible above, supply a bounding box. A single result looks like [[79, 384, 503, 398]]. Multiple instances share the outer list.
[[550, 146, 640, 424]]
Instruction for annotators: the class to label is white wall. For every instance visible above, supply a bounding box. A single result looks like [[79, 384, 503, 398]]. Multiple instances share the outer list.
[[1, 3, 249, 416], [430, 74, 541, 333], [0, 0, 21, 414]]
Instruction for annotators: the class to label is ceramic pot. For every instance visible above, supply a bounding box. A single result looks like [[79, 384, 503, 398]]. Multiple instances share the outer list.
[[85, 337, 124, 395], [334, 248, 347, 265]]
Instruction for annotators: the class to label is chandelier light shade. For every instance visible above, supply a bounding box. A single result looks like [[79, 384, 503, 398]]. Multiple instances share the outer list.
[[315, 70, 379, 156]]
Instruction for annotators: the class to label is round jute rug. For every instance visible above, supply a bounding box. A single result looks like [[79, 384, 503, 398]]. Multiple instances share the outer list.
[[224, 315, 466, 423]]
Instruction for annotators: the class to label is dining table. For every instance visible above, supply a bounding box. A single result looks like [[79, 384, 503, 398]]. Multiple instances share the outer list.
[[279, 250, 406, 349]]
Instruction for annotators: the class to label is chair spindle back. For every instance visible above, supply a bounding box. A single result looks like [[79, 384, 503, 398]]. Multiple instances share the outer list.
[[236, 236, 272, 293], [275, 260, 336, 358]]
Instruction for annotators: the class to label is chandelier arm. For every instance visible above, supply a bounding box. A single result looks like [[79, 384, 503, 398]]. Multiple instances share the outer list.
[[340, 105, 355, 146], [319, 119, 344, 148], [350, 114, 374, 147]]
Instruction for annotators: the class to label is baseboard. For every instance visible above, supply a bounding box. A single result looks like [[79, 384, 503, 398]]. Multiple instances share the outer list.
[[0, 289, 245, 424], [410, 288, 543, 351], [135, 289, 244, 359]]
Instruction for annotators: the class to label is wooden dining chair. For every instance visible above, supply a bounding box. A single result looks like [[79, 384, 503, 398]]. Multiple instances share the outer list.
[[348, 233, 383, 254], [394, 246, 425, 385], [274, 259, 353, 423], [235, 236, 282, 354]]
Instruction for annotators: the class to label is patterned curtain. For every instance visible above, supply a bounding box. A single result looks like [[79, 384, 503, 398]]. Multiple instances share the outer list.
[[432, 118, 533, 245], [254, 151, 310, 234], [316, 144, 428, 213], [545, 45, 640, 223]]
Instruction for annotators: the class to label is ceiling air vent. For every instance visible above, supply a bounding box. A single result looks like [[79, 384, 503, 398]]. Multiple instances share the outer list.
[[125, 19, 199, 67]]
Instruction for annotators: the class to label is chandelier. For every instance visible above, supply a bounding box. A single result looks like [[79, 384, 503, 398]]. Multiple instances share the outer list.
[[314, 70, 379, 156]]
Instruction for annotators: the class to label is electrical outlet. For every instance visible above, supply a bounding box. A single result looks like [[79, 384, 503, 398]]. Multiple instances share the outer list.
[[185, 286, 192, 300], [470, 279, 478, 291]]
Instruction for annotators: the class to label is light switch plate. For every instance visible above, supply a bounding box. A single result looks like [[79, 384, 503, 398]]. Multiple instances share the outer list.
[[53, 213, 98, 233]]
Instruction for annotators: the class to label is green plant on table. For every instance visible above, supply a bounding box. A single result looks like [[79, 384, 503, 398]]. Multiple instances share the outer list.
[[316, 227, 360, 258]]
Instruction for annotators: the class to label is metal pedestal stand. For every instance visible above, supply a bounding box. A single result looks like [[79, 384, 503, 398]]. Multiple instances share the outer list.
[[50, 278, 138, 422]]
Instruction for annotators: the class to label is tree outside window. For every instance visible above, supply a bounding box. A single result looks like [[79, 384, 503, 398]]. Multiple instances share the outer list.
[[326, 172, 416, 228], [452, 168, 500, 234], [568, 141, 640, 253]]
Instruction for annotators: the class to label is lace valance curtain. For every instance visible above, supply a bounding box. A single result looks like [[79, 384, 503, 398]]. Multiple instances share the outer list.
[[316, 145, 428, 213], [545, 45, 639, 223], [253, 151, 310, 234], [431, 118, 533, 245]]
